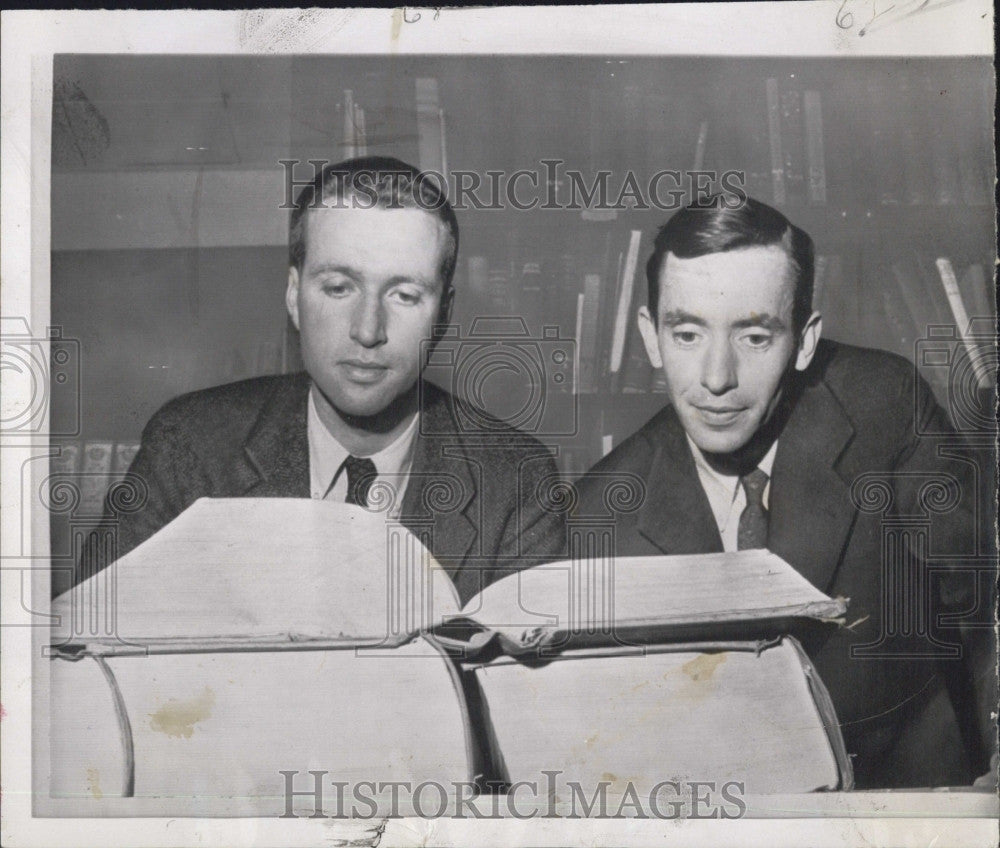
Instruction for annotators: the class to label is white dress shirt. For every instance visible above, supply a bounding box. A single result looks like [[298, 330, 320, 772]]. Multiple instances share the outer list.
[[307, 388, 420, 516], [685, 435, 778, 552]]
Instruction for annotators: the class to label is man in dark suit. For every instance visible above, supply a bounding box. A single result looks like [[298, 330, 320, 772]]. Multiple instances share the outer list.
[[574, 197, 995, 788], [80, 156, 564, 607]]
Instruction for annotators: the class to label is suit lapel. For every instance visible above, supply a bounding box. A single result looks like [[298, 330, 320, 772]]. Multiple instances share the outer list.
[[637, 407, 725, 555], [240, 374, 312, 498], [768, 379, 857, 593], [401, 383, 478, 584]]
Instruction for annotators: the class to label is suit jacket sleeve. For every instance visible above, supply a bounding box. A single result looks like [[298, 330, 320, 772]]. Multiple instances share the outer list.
[[495, 444, 566, 573]]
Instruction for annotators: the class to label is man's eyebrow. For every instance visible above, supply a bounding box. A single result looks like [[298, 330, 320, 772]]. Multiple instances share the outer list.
[[385, 274, 438, 291], [660, 310, 707, 327], [731, 314, 787, 331], [305, 262, 361, 280]]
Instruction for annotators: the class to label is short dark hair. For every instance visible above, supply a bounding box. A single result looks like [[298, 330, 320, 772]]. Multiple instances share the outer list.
[[645, 195, 815, 334], [288, 155, 459, 289]]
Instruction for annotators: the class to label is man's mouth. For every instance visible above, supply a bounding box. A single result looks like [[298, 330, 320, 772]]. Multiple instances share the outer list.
[[340, 360, 389, 383], [691, 404, 746, 426]]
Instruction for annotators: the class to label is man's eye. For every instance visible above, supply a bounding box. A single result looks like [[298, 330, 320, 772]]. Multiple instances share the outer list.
[[742, 332, 772, 348], [390, 289, 423, 306], [321, 281, 351, 296], [672, 330, 700, 345]]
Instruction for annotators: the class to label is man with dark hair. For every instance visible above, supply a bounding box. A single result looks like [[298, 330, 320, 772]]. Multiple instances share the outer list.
[[575, 196, 994, 788], [81, 156, 565, 605]]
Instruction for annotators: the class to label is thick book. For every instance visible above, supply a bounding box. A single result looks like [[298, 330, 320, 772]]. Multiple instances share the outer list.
[[50, 498, 852, 809], [52, 498, 846, 654]]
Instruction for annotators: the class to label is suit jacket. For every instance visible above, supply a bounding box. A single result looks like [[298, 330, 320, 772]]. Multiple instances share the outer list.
[[83, 373, 565, 607], [574, 340, 992, 788]]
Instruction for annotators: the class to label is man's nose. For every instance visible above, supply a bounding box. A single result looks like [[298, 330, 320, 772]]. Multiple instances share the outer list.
[[349, 294, 387, 348], [700, 338, 738, 395]]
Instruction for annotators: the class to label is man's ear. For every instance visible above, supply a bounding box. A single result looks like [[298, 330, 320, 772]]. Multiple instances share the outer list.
[[794, 311, 822, 372], [285, 266, 301, 331], [637, 305, 664, 369], [438, 285, 455, 327], [428, 285, 455, 345]]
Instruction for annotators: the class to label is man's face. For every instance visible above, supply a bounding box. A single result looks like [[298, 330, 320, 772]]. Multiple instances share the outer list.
[[638, 245, 819, 456], [286, 205, 450, 418]]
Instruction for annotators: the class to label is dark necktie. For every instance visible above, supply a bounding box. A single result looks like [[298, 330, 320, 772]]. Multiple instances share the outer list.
[[343, 456, 377, 507], [737, 468, 769, 550]]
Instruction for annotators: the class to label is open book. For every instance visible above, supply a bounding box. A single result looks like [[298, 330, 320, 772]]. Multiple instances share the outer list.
[[53, 497, 846, 657], [50, 498, 853, 809]]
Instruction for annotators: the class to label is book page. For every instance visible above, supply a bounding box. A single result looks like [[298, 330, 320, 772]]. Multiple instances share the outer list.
[[52, 498, 462, 648], [463, 550, 846, 646]]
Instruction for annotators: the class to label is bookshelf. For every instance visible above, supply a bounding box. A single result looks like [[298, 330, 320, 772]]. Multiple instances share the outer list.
[[50, 55, 996, 593]]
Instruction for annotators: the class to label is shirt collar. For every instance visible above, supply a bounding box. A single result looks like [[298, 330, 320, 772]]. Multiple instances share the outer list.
[[307, 386, 420, 499], [686, 433, 778, 521]]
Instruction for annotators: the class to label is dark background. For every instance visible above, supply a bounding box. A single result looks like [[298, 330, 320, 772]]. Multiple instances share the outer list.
[[49, 53, 996, 500]]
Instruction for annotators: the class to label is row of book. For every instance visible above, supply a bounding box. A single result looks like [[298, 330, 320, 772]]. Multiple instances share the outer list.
[[409, 68, 991, 212], [461, 227, 995, 392], [331, 82, 447, 175], [49, 440, 141, 518], [816, 253, 995, 402]]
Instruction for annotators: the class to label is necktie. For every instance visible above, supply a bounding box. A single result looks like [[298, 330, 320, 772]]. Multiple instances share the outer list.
[[737, 468, 769, 550], [343, 456, 377, 507]]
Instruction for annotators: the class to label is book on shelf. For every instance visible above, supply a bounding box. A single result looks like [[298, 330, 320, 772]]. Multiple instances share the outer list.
[[920, 68, 960, 206], [466, 255, 489, 303], [254, 341, 281, 377], [226, 347, 249, 381], [342, 89, 356, 159], [415, 77, 445, 177], [554, 443, 589, 480], [934, 257, 993, 390], [608, 230, 644, 393], [50, 440, 82, 477], [518, 260, 544, 331], [803, 90, 827, 206], [650, 371, 670, 393], [957, 262, 995, 326], [897, 72, 931, 206], [577, 272, 602, 393], [51, 497, 852, 806], [764, 77, 786, 205], [78, 440, 115, 517], [913, 252, 957, 327], [778, 79, 806, 205], [111, 442, 140, 476], [891, 258, 941, 344], [876, 271, 916, 357], [736, 76, 772, 202], [956, 73, 993, 206], [544, 249, 575, 338], [866, 79, 904, 206], [487, 259, 512, 313], [812, 253, 829, 316], [621, 83, 646, 189], [816, 254, 863, 346], [693, 119, 709, 173], [596, 250, 625, 386]]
